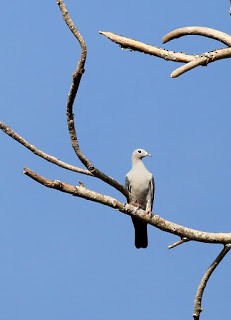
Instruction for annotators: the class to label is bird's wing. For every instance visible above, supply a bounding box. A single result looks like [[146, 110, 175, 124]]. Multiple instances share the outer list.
[[149, 175, 155, 211], [125, 175, 130, 192], [125, 174, 132, 204]]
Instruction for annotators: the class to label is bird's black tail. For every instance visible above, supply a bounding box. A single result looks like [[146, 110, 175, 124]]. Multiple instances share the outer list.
[[131, 217, 148, 249]]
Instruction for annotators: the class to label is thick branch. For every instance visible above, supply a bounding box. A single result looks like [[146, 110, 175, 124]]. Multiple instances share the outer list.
[[0, 121, 92, 176], [163, 26, 231, 47], [193, 245, 231, 320], [57, 1, 128, 198], [23, 168, 231, 245]]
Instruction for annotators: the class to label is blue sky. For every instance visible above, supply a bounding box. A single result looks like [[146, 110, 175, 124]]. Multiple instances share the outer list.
[[1, 1, 231, 319]]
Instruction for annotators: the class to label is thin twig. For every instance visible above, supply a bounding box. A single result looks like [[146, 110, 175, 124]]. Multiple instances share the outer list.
[[57, 1, 128, 198], [0, 121, 92, 176], [163, 26, 231, 47], [23, 167, 231, 245], [168, 237, 189, 249], [193, 244, 231, 320]]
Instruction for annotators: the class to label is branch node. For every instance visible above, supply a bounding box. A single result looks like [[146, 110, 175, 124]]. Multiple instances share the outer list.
[[53, 180, 63, 189], [168, 237, 189, 249]]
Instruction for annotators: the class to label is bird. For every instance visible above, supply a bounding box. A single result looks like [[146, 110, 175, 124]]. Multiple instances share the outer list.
[[125, 148, 155, 249]]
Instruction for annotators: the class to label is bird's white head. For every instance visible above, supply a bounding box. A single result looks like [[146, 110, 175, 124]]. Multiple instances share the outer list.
[[132, 148, 152, 161]]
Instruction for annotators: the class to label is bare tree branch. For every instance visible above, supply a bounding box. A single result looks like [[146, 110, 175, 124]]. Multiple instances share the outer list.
[[193, 244, 231, 320], [171, 55, 210, 78], [100, 30, 231, 77], [0, 121, 92, 176], [23, 167, 119, 208], [168, 237, 189, 249], [2, 2, 231, 317], [23, 167, 231, 245], [172, 47, 231, 77], [100, 31, 195, 63], [57, 1, 128, 198], [163, 26, 231, 47], [57, 0, 88, 163]]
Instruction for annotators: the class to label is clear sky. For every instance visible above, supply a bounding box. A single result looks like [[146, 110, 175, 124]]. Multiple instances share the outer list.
[[1, 1, 231, 319]]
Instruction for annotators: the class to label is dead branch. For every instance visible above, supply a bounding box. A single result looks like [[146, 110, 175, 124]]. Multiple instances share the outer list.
[[57, 1, 128, 197], [100, 29, 231, 77], [168, 237, 189, 249], [0, 121, 92, 176], [171, 56, 209, 78], [1, 2, 230, 318], [22, 167, 231, 245], [170, 50, 229, 78], [23, 167, 119, 208], [99, 31, 196, 63], [163, 26, 231, 46], [193, 244, 231, 320]]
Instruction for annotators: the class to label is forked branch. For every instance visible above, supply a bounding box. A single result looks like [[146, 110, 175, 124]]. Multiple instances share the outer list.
[[100, 26, 231, 77]]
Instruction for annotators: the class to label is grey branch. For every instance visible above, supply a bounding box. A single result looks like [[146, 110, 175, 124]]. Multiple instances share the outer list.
[[193, 245, 231, 320]]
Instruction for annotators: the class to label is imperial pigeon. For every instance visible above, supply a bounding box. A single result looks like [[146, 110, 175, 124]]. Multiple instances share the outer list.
[[125, 149, 155, 249]]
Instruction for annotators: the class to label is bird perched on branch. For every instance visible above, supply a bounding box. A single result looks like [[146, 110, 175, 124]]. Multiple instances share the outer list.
[[125, 149, 154, 249]]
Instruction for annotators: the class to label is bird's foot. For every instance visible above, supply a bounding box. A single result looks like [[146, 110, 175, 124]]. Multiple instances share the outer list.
[[146, 209, 154, 218]]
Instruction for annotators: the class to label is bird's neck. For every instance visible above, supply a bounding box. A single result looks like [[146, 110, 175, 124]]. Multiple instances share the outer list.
[[132, 158, 146, 170]]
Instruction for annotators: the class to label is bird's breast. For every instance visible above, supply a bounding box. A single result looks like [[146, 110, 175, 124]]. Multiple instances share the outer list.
[[128, 176, 150, 209]]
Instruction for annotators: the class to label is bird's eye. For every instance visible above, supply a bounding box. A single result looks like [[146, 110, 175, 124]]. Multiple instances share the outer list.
[[138, 150, 141, 153]]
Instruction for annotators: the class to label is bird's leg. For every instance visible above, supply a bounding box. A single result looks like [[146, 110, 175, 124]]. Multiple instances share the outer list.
[[130, 198, 141, 208], [146, 199, 154, 217], [135, 199, 142, 208]]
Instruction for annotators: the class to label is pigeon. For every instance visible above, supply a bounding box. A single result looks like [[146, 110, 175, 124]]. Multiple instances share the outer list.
[[125, 149, 155, 249]]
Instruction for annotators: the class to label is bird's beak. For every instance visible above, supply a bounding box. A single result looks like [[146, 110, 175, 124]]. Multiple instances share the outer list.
[[148, 153, 152, 157]]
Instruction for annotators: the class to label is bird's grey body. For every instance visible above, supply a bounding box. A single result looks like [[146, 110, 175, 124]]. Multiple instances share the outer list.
[[125, 149, 154, 249]]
